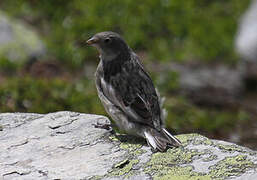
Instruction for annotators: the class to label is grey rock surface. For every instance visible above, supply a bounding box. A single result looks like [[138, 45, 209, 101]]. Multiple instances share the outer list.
[[173, 63, 242, 105], [0, 111, 257, 180], [0, 11, 45, 64], [236, 0, 257, 79], [236, 0, 257, 62], [151, 62, 243, 106]]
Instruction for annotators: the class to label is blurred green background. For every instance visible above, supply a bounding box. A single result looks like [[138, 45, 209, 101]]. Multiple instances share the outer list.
[[0, 0, 255, 149]]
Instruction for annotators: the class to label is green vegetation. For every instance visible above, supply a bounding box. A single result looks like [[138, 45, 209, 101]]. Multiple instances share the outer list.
[[0, 76, 105, 114], [0, 0, 250, 67], [0, 76, 249, 136], [0, 1, 252, 139]]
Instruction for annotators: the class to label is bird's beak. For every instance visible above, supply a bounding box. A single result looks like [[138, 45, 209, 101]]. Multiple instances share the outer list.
[[86, 36, 99, 45]]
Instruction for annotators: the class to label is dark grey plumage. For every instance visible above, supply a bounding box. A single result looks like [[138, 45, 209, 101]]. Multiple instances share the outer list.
[[87, 31, 181, 152]]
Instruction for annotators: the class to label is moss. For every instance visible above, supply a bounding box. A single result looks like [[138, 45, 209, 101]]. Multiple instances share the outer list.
[[209, 155, 255, 178]]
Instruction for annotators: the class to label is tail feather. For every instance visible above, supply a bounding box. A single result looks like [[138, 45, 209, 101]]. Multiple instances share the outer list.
[[161, 128, 181, 147], [144, 128, 181, 152], [144, 130, 167, 152]]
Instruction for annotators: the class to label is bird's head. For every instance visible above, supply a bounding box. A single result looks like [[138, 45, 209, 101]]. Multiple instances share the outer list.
[[87, 31, 130, 61]]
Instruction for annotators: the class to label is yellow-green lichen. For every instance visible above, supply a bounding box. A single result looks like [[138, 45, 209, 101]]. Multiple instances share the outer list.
[[106, 134, 144, 178], [145, 151, 256, 179], [108, 134, 143, 153], [153, 166, 211, 180], [106, 133, 256, 180], [146, 147, 203, 167], [209, 155, 255, 178], [249, 151, 257, 156], [118, 135, 144, 154], [144, 146, 204, 178], [110, 159, 139, 177], [88, 175, 102, 180], [144, 134, 256, 179], [108, 135, 119, 141], [120, 142, 142, 151], [202, 154, 218, 162], [193, 138, 213, 146], [176, 133, 201, 145], [217, 144, 246, 153], [114, 159, 130, 168], [203, 139, 213, 146], [177, 133, 213, 146]]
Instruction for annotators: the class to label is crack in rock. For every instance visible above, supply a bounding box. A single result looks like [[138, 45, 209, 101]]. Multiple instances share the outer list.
[[48, 118, 78, 130], [3, 170, 31, 177], [55, 130, 71, 134], [8, 139, 29, 149], [38, 169, 48, 177], [1, 112, 256, 180]]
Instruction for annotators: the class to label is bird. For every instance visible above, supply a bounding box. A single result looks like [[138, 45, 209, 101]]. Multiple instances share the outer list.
[[87, 31, 181, 152]]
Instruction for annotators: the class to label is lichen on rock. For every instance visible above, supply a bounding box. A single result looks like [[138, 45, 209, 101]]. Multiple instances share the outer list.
[[0, 112, 256, 180]]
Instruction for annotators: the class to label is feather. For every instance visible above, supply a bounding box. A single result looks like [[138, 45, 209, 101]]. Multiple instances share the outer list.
[[91, 31, 181, 152], [161, 128, 181, 147]]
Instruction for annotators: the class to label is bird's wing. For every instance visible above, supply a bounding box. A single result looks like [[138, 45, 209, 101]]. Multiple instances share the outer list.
[[123, 57, 162, 129], [97, 55, 162, 130]]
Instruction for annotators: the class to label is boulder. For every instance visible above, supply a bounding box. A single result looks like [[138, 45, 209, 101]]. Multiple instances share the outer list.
[[0, 111, 256, 179], [236, 0, 257, 79], [236, 0, 257, 62], [0, 11, 45, 64], [169, 62, 243, 106]]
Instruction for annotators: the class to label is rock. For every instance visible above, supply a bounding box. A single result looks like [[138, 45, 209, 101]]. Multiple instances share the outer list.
[[153, 62, 243, 106], [236, 0, 257, 62], [0, 111, 256, 179], [236, 0, 257, 80], [0, 11, 45, 64]]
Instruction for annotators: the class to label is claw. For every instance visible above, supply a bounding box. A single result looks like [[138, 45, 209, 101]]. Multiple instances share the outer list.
[[92, 122, 113, 131]]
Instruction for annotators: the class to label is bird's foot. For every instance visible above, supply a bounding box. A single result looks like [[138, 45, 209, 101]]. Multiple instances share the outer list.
[[93, 122, 115, 134]]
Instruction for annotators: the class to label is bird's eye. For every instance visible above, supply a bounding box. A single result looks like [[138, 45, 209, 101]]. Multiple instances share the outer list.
[[104, 38, 111, 43]]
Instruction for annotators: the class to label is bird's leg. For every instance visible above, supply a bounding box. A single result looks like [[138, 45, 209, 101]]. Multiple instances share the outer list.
[[93, 122, 116, 134]]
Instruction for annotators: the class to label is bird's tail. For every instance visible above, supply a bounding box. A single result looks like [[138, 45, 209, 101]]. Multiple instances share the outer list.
[[144, 128, 181, 152]]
